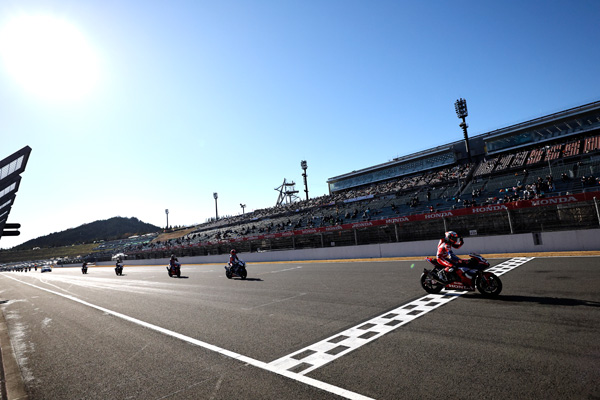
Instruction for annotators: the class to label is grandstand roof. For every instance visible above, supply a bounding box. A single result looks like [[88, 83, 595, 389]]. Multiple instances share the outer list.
[[0, 146, 32, 241], [483, 100, 600, 141], [484, 100, 600, 154], [327, 144, 456, 183], [327, 100, 600, 192]]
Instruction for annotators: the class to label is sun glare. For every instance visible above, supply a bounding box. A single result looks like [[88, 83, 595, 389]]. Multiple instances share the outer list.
[[0, 14, 100, 101]]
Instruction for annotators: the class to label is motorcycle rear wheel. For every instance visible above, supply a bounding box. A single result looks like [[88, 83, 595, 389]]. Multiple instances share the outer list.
[[240, 268, 247, 280], [420, 273, 443, 294], [476, 274, 502, 297]]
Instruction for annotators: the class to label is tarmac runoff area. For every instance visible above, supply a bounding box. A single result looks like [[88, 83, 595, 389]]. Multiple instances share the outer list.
[[0, 301, 27, 400], [0, 250, 599, 399]]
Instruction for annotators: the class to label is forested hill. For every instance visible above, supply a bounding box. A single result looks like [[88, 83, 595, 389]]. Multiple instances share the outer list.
[[12, 217, 160, 250]]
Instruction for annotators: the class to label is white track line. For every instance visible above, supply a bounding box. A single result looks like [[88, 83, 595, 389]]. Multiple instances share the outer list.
[[1, 274, 373, 400], [2, 257, 534, 397], [268, 257, 535, 375]]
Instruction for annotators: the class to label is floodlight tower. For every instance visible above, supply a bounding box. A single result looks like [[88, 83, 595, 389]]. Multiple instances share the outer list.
[[165, 209, 169, 229], [240, 203, 246, 214], [454, 98, 472, 163], [213, 193, 219, 221], [301, 160, 309, 201]]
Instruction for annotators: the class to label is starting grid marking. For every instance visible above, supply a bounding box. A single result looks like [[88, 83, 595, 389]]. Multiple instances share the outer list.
[[268, 257, 535, 375], [486, 257, 535, 276]]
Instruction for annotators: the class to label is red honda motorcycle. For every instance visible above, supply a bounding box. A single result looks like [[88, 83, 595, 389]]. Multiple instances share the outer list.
[[421, 253, 502, 297]]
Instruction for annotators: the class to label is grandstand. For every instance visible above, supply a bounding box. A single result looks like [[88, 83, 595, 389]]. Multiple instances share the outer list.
[[67, 101, 600, 262]]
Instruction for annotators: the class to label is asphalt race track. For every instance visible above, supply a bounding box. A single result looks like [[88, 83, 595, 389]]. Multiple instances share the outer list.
[[1, 256, 599, 399]]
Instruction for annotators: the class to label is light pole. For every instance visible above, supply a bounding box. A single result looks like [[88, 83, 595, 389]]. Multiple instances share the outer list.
[[165, 209, 169, 230], [213, 193, 219, 221], [240, 203, 246, 214], [301, 160, 309, 201], [454, 98, 472, 163]]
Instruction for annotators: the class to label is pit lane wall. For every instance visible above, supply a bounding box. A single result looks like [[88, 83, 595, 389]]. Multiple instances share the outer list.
[[76, 228, 599, 267]]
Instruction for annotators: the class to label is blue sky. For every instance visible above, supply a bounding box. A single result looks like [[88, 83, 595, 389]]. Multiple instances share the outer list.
[[1, 0, 599, 248]]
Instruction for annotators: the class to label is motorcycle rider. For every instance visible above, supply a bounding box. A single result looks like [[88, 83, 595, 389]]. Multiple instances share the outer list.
[[168, 254, 180, 271], [229, 249, 242, 273], [436, 231, 466, 283], [82, 261, 88, 273], [115, 257, 124, 273]]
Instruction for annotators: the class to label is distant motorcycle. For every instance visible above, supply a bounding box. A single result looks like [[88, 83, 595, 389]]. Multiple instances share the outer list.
[[224, 261, 247, 280], [166, 262, 181, 278], [115, 262, 124, 276], [421, 253, 502, 297], [82, 263, 88, 274]]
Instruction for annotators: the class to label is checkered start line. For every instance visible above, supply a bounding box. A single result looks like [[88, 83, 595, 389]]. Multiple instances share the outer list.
[[268, 257, 535, 375]]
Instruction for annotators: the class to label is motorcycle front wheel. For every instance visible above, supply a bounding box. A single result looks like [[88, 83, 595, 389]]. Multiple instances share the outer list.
[[476, 274, 502, 297], [420, 272, 443, 294]]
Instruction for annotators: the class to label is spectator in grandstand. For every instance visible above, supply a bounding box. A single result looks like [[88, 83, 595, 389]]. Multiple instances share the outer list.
[[547, 178, 555, 192], [465, 199, 476, 207], [581, 176, 595, 186], [436, 231, 465, 284]]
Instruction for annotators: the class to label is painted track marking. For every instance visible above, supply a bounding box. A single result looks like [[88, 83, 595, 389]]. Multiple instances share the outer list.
[[1, 274, 373, 400], [268, 257, 534, 375], [1, 257, 534, 397]]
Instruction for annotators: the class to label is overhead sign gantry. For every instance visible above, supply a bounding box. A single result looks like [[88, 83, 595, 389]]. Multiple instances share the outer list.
[[0, 146, 32, 240]]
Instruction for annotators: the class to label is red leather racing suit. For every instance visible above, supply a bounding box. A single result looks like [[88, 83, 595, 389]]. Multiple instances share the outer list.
[[436, 238, 464, 270], [229, 253, 241, 266]]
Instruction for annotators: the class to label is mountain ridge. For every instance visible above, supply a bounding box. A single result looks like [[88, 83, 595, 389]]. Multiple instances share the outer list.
[[10, 217, 160, 250]]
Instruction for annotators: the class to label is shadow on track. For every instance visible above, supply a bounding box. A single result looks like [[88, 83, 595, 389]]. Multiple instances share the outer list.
[[231, 277, 263, 282], [468, 294, 600, 307]]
